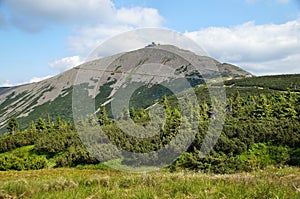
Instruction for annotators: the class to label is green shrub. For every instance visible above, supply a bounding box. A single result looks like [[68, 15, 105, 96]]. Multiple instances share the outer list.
[[0, 154, 48, 171], [289, 148, 300, 166], [238, 143, 290, 170]]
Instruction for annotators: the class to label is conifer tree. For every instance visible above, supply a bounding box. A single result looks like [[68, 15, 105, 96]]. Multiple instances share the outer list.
[[29, 121, 36, 133], [252, 94, 271, 119], [98, 106, 111, 125], [7, 117, 18, 135], [162, 95, 171, 117], [36, 117, 46, 132]]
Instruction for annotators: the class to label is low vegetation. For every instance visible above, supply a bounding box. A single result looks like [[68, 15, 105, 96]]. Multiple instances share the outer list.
[[0, 167, 299, 198], [0, 81, 299, 173], [224, 74, 300, 91], [0, 74, 299, 198]]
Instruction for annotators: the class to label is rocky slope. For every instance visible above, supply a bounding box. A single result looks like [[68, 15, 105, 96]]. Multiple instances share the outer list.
[[0, 45, 252, 131]]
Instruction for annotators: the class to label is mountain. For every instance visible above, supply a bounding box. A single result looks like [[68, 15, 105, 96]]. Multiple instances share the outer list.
[[0, 45, 252, 132], [0, 87, 10, 95]]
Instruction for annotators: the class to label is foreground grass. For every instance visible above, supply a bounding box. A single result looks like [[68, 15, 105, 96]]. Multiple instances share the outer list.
[[0, 167, 299, 199]]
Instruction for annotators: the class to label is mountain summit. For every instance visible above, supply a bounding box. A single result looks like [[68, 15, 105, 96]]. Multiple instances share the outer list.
[[0, 45, 251, 131]]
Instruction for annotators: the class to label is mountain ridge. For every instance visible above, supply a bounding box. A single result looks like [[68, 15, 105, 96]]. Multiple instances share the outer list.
[[0, 45, 252, 131]]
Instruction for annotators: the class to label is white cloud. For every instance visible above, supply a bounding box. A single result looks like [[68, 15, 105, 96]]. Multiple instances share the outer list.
[[3, 0, 164, 59], [0, 75, 55, 87], [67, 25, 134, 54], [85, 28, 208, 61], [237, 53, 300, 75], [185, 19, 300, 75], [0, 80, 13, 87], [66, 6, 164, 54], [49, 56, 83, 72], [29, 75, 53, 83], [3, 0, 164, 32], [2, 0, 164, 83], [116, 7, 164, 27], [4, 0, 114, 25]]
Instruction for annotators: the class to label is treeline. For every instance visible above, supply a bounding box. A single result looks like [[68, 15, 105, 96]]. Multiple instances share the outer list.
[[0, 89, 299, 173], [224, 74, 300, 91]]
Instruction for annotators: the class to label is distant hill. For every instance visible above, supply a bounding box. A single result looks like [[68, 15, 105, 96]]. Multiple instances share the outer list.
[[0, 87, 10, 95], [0, 45, 252, 132], [224, 74, 300, 92]]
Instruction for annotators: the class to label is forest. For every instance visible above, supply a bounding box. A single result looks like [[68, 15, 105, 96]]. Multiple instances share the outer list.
[[0, 75, 299, 173]]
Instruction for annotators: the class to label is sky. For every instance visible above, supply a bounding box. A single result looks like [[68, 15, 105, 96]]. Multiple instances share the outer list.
[[0, 0, 300, 86]]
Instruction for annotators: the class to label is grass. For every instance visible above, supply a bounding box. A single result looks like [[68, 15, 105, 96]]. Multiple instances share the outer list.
[[0, 167, 299, 198], [3, 145, 35, 156]]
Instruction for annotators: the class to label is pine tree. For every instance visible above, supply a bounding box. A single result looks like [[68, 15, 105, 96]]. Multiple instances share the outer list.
[[232, 91, 244, 118], [162, 95, 171, 116], [7, 117, 19, 135], [252, 94, 271, 119], [199, 102, 209, 122], [98, 106, 111, 125], [55, 115, 62, 129], [36, 117, 46, 132], [29, 121, 36, 133], [46, 114, 54, 129], [271, 93, 297, 119], [129, 107, 136, 120]]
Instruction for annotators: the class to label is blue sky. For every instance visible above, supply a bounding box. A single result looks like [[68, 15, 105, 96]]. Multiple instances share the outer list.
[[0, 0, 299, 86]]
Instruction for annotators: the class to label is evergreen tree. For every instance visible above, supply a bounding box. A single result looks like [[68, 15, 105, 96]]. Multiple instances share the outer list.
[[46, 114, 54, 129], [199, 102, 209, 122], [232, 91, 243, 117], [36, 117, 46, 132], [271, 93, 297, 119], [252, 94, 271, 119], [98, 106, 111, 125], [129, 107, 137, 121], [7, 117, 19, 135], [55, 115, 62, 129], [243, 95, 256, 117], [162, 95, 171, 116], [29, 121, 36, 133]]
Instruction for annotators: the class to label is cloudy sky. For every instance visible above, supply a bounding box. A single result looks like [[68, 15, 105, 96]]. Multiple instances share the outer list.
[[0, 0, 299, 86]]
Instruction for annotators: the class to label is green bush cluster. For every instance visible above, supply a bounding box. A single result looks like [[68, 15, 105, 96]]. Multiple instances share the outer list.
[[0, 130, 37, 153], [176, 90, 300, 173], [0, 154, 47, 171]]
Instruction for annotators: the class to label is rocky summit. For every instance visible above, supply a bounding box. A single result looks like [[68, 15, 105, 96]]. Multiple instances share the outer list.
[[0, 45, 251, 131]]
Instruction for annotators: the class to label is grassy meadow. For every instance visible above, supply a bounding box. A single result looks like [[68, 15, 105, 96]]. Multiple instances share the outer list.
[[0, 167, 300, 199]]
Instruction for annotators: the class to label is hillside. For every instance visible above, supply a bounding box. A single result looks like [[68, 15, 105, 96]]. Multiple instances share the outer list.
[[0, 73, 299, 173], [0, 87, 10, 95], [1, 45, 299, 174], [0, 45, 252, 132], [224, 74, 300, 91]]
